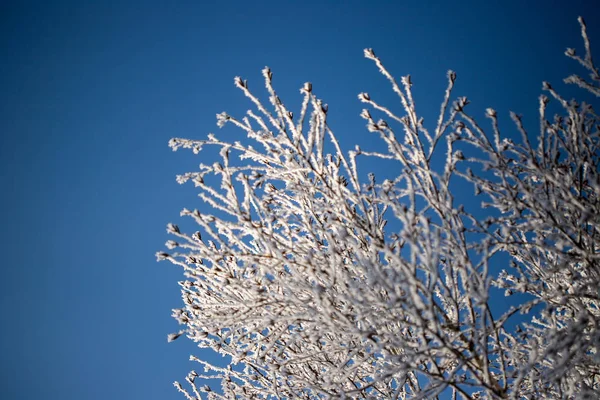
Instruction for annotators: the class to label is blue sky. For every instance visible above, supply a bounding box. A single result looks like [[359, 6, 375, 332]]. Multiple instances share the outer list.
[[1, 1, 599, 399]]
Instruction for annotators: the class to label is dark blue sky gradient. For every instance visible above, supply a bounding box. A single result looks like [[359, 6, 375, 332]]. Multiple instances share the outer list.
[[2, 1, 599, 399]]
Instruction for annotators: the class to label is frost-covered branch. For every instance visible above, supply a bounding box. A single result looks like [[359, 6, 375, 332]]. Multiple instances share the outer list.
[[159, 17, 600, 399]]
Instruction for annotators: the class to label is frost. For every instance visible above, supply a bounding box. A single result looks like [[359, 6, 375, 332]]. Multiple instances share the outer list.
[[160, 17, 600, 399], [216, 112, 229, 128]]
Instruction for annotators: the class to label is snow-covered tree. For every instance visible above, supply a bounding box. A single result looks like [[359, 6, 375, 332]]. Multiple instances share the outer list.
[[158, 17, 600, 399]]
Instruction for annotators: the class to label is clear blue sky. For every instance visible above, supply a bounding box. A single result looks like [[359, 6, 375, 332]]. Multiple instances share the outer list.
[[1, 1, 599, 399]]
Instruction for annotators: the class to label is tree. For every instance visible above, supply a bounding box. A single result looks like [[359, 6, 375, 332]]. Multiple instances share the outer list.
[[158, 17, 600, 399]]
